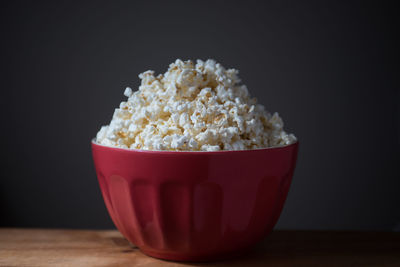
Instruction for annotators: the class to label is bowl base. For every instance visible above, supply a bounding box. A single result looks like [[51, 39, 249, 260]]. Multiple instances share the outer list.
[[139, 246, 253, 263]]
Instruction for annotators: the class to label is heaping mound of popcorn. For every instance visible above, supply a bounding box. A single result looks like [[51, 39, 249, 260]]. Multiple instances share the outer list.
[[96, 59, 296, 151]]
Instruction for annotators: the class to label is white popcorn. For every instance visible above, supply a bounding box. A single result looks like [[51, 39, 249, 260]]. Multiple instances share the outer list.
[[96, 59, 296, 151], [124, 87, 133, 97]]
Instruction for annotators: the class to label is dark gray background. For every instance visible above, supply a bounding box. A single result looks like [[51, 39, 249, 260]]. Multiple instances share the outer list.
[[1, 1, 398, 230]]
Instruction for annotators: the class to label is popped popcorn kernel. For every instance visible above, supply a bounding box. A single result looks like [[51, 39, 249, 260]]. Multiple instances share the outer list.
[[96, 59, 296, 151]]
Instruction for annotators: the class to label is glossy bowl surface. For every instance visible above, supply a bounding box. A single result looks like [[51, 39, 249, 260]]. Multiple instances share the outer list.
[[92, 141, 298, 261]]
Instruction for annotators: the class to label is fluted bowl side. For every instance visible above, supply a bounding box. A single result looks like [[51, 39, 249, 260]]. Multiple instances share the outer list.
[[91, 141, 298, 261]]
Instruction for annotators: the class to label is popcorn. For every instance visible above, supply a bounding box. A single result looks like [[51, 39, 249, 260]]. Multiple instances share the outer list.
[[96, 59, 296, 151], [123, 87, 133, 97]]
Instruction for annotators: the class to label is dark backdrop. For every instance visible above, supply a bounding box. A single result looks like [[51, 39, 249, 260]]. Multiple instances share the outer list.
[[1, 1, 398, 230]]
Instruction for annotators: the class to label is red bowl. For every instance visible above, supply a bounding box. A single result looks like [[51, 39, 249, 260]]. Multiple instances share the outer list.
[[92, 140, 298, 262]]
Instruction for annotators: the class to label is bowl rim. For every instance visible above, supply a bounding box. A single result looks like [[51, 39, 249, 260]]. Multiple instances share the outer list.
[[91, 138, 298, 155]]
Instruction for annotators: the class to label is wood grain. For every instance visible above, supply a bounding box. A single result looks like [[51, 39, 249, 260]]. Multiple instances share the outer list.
[[0, 229, 399, 266]]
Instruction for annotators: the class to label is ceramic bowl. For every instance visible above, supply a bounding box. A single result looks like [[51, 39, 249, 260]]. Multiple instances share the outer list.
[[92, 140, 298, 261]]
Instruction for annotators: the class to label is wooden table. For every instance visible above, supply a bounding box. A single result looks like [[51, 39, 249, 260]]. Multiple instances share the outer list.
[[0, 229, 399, 266]]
